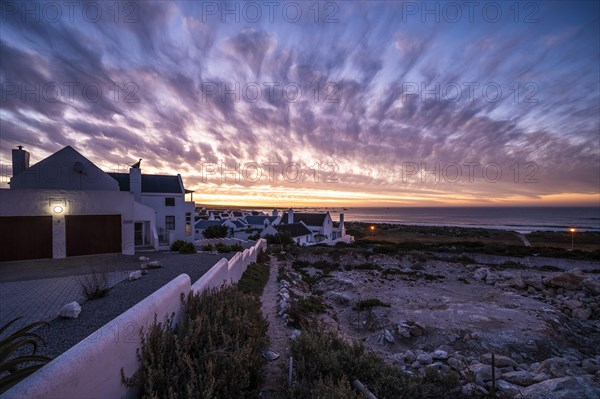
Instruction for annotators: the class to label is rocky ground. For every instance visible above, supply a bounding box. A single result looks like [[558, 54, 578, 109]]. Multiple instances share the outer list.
[[274, 248, 600, 398]]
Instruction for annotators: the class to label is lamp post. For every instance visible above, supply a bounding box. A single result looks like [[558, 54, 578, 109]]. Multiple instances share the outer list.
[[569, 228, 575, 251], [370, 225, 375, 237]]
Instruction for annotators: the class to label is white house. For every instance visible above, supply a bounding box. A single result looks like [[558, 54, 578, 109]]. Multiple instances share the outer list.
[[0, 145, 195, 261], [262, 221, 313, 245], [262, 209, 351, 245]]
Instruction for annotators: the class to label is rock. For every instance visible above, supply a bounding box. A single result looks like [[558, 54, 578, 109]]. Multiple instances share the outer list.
[[396, 324, 411, 338], [129, 271, 142, 280], [467, 363, 502, 383], [141, 270, 149, 275], [481, 353, 517, 368], [461, 382, 487, 396], [521, 375, 600, 399], [417, 353, 433, 365], [448, 357, 461, 370], [433, 350, 449, 360], [492, 380, 522, 396], [562, 299, 582, 310], [384, 329, 395, 343], [571, 308, 592, 320], [290, 329, 301, 340], [503, 370, 537, 386], [581, 276, 600, 295], [523, 275, 544, 290], [543, 269, 584, 290], [508, 274, 526, 289], [138, 256, 149, 262], [403, 350, 416, 363], [473, 267, 490, 282], [408, 322, 425, 336], [280, 292, 290, 300], [329, 292, 351, 305], [146, 261, 161, 269], [59, 301, 81, 318]]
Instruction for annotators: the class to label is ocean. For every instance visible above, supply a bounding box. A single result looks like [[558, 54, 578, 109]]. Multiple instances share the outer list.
[[300, 207, 600, 233]]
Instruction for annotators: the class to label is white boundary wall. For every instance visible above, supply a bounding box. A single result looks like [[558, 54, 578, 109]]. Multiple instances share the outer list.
[[4, 239, 267, 399]]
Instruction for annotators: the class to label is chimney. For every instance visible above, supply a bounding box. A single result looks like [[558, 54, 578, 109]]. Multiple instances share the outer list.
[[340, 213, 344, 228], [11, 145, 30, 177], [129, 167, 142, 201], [273, 209, 278, 217], [288, 208, 294, 224]]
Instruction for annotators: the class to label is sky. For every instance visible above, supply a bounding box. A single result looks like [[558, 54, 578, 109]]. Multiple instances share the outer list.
[[0, 0, 599, 207]]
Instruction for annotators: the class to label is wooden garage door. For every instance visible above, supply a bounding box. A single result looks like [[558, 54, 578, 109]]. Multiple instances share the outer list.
[[0, 216, 53, 261], [66, 215, 121, 257]]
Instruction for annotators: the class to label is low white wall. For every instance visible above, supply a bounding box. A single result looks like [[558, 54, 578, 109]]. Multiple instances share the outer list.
[[4, 274, 191, 399], [4, 239, 267, 399]]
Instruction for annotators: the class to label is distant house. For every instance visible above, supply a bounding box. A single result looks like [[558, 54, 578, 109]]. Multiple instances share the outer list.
[[0, 145, 195, 261], [245, 215, 277, 230], [279, 209, 334, 242], [263, 222, 313, 245]]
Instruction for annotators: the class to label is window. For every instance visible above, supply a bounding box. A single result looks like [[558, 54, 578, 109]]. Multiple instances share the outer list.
[[165, 197, 175, 206], [185, 212, 192, 236], [165, 216, 175, 230]]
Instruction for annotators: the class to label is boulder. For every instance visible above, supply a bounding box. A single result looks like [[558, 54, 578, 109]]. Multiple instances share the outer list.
[[481, 353, 517, 368], [396, 323, 411, 338], [492, 380, 522, 396], [59, 301, 81, 319], [383, 329, 395, 344], [433, 350, 449, 360], [522, 274, 543, 289], [521, 375, 600, 399], [503, 370, 537, 386], [290, 329, 301, 340], [147, 261, 161, 269], [417, 353, 433, 365], [571, 308, 592, 320], [467, 363, 502, 383], [581, 277, 600, 295], [138, 256, 149, 262], [403, 350, 416, 363], [543, 269, 584, 290], [561, 299, 582, 311], [129, 271, 142, 281], [508, 274, 526, 289], [408, 322, 426, 336]]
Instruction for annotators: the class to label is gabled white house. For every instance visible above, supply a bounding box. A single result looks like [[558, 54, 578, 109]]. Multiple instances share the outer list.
[[0, 145, 195, 261], [262, 209, 351, 245]]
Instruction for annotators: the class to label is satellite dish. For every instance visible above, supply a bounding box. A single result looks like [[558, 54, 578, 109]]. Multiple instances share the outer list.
[[73, 161, 85, 174]]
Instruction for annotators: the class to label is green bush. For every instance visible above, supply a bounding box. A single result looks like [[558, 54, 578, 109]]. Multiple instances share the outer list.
[[170, 240, 186, 251], [237, 262, 270, 296], [134, 286, 268, 399], [297, 296, 327, 314], [0, 318, 52, 394], [178, 242, 197, 254], [202, 244, 213, 251], [203, 225, 229, 239], [265, 232, 294, 246], [289, 328, 462, 399], [215, 242, 244, 253]]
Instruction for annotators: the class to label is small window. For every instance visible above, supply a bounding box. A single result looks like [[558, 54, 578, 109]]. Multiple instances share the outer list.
[[165, 197, 175, 206], [165, 216, 175, 230], [185, 213, 192, 236]]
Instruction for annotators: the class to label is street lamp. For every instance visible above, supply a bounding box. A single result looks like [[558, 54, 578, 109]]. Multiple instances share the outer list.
[[569, 228, 575, 251], [370, 225, 375, 237]]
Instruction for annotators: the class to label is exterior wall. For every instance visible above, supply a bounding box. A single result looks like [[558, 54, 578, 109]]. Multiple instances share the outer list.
[[10, 147, 120, 191], [139, 193, 194, 244], [0, 189, 137, 257], [133, 201, 158, 250]]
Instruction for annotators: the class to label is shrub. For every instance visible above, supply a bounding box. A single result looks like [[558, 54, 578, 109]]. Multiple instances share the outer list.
[[202, 244, 213, 251], [297, 296, 327, 314], [353, 299, 390, 312], [170, 240, 186, 251], [80, 272, 110, 300], [134, 286, 268, 399], [203, 225, 228, 239], [0, 318, 52, 394], [289, 327, 462, 399], [265, 232, 294, 246], [215, 242, 244, 253], [373, 245, 397, 254], [237, 262, 270, 296], [178, 242, 196, 254]]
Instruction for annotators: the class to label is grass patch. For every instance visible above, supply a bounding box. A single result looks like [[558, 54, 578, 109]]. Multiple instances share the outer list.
[[353, 298, 390, 312], [297, 296, 328, 314], [80, 272, 111, 299]]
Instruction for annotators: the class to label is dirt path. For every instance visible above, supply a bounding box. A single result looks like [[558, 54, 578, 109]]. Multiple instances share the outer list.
[[517, 233, 531, 247], [260, 258, 290, 398]]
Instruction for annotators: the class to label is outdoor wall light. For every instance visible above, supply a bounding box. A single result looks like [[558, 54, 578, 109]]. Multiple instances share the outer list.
[[49, 197, 67, 215]]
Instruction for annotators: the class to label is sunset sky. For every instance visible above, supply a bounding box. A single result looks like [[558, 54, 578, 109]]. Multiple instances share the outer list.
[[1, 1, 598, 207]]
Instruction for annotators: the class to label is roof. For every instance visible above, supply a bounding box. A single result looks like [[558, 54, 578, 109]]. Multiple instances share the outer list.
[[194, 220, 224, 229], [280, 212, 328, 227], [245, 215, 270, 225], [276, 222, 313, 238], [231, 220, 247, 228], [108, 173, 183, 194]]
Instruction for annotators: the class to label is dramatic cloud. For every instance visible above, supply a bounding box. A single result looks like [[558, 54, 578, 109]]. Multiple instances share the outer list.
[[0, 0, 598, 206]]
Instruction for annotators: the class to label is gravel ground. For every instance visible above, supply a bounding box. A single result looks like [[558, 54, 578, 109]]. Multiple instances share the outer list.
[[35, 251, 234, 358]]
